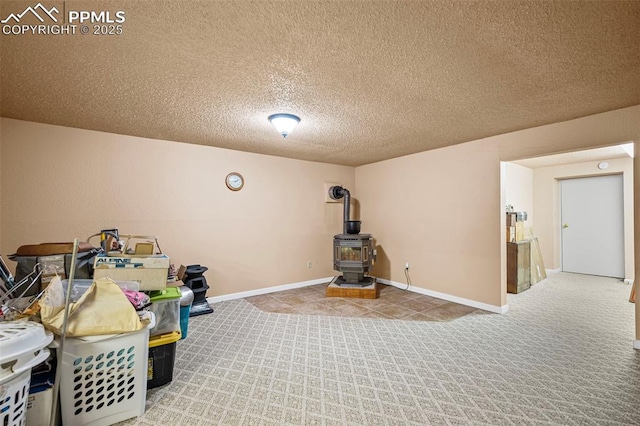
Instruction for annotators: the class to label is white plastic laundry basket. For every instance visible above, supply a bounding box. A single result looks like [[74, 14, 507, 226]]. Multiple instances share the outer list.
[[0, 369, 31, 426], [58, 313, 154, 426], [0, 321, 53, 426]]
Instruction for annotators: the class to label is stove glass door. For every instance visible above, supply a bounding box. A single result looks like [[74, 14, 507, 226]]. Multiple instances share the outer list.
[[340, 247, 361, 261]]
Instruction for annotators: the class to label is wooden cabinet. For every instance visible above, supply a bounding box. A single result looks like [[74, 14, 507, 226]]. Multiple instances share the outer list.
[[507, 241, 531, 294]]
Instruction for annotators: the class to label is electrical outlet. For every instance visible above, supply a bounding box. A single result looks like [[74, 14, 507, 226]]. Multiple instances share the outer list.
[[405, 262, 410, 270], [307, 261, 313, 269]]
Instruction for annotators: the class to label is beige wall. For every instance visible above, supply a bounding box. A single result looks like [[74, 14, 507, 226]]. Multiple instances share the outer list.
[[356, 142, 504, 307], [2, 104, 640, 316], [504, 162, 534, 229], [497, 107, 640, 162], [0, 118, 354, 296], [532, 157, 634, 279], [356, 105, 640, 311]]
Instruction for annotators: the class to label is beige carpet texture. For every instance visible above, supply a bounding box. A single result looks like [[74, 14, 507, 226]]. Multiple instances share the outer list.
[[119, 273, 640, 425]]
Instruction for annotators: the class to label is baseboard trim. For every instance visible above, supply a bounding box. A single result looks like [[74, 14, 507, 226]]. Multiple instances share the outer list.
[[633, 340, 640, 350], [207, 277, 334, 304], [206, 276, 509, 314], [624, 278, 634, 285], [375, 278, 508, 314], [546, 268, 561, 275]]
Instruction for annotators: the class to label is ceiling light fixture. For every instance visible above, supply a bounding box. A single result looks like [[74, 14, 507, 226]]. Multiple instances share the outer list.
[[268, 113, 300, 138]]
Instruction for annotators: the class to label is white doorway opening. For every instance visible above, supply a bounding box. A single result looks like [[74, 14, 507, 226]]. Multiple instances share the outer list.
[[503, 142, 634, 287]]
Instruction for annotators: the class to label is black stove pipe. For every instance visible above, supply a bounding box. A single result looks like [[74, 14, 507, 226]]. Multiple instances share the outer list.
[[329, 185, 351, 234]]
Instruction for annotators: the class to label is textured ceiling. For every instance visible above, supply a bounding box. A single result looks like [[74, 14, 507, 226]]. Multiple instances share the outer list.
[[1, 1, 640, 166]]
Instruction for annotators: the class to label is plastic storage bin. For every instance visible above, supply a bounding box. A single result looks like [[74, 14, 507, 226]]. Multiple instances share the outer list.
[[179, 305, 190, 339], [1, 369, 31, 426], [147, 331, 181, 389], [148, 287, 181, 338], [58, 313, 154, 426], [178, 285, 193, 340], [0, 321, 53, 426], [60, 279, 140, 302]]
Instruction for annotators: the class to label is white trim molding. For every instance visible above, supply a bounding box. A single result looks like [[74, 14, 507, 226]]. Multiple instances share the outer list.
[[633, 340, 640, 350], [207, 277, 334, 304], [206, 276, 508, 314], [375, 278, 508, 314], [546, 268, 561, 275], [624, 278, 634, 285]]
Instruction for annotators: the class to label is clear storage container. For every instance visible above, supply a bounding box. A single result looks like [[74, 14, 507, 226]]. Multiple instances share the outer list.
[[148, 287, 181, 338], [60, 279, 139, 302]]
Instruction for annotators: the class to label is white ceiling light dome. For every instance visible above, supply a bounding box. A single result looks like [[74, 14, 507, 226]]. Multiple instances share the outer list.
[[268, 114, 300, 138]]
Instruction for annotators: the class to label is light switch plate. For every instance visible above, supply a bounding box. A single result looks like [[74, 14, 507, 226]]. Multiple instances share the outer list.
[[324, 182, 341, 203]]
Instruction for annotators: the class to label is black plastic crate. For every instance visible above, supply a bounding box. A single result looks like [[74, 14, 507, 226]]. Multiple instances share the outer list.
[[147, 332, 180, 389]]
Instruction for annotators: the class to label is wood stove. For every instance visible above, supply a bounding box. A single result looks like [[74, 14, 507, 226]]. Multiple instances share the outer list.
[[329, 186, 375, 287], [333, 233, 374, 285]]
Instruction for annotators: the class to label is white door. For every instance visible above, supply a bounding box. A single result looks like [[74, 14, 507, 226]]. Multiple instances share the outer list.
[[561, 174, 624, 278]]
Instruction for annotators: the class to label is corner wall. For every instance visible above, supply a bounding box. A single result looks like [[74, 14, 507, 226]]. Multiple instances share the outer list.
[[356, 105, 640, 312], [2, 105, 640, 320], [0, 118, 354, 296], [504, 162, 534, 229], [356, 141, 504, 308]]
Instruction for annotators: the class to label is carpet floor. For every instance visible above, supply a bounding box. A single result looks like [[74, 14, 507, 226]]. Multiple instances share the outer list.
[[120, 272, 640, 425]]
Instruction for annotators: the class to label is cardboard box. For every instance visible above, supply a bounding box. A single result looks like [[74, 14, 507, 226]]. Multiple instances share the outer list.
[[39, 254, 66, 286], [506, 223, 526, 243], [165, 277, 181, 288], [27, 387, 60, 426], [177, 264, 187, 281], [93, 254, 170, 290], [515, 222, 525, 241], [134, 242, 155, 255]]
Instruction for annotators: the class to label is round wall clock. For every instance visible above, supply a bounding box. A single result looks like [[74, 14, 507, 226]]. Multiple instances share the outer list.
[[225, 172, 244, 191]]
